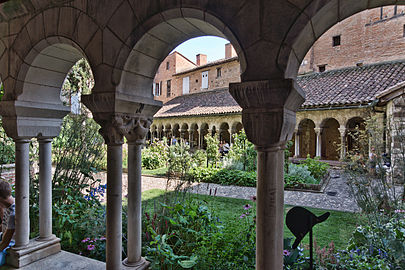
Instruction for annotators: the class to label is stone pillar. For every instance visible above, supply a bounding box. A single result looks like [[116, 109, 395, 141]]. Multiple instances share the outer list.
[[13, 138, 31, 248], [38, 138, 54, 241], [294, 131, 300, 158], [338, 127, 346, 160], [96, 117, 126, 270], [123, 116, 151, 269], [229, 79, 304, 270], [314, 127, 322, 158]]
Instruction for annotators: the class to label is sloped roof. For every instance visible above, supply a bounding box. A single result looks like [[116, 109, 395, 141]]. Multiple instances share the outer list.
[[154, 88, 241, 118], [298, 60, 405, 108], [155, 60, 405, 118], [174, 57, 238, 76]]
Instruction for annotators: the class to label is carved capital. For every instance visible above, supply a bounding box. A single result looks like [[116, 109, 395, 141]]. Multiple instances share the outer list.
[[124, 115, 153, 145], [229, 79, 305, 148]]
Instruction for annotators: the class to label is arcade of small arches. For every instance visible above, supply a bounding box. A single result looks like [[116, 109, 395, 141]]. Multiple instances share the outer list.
[[149, 117, 243, 148]]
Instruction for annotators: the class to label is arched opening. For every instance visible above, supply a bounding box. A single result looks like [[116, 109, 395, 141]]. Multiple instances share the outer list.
[[346, 117, 366, 154], [158, 124, 164, 140], [321, 118, 340, 160], [219, 122, 230, 143], [173, 123, 180, 140], [200, 123, 209, 149], [181, 123, 189, 143], [190, 123, 199, 149], [165, 124, 172, 140], [298, 119, 316, 158]]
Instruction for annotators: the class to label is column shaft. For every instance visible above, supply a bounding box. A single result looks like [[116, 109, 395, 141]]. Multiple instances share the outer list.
[[126, 143, 142, 264], [256, 146, 284, 269], [39, 139, 53, 240], [14, 139, 30, 248], [106, 144, 123, 270], [315, 130, 322, 157], [294, 133, 300, 157]]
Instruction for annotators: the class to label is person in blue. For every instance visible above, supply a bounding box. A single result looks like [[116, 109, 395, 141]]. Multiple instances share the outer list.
[[0, 180, 15, 266], [171, 137, 177, 145]]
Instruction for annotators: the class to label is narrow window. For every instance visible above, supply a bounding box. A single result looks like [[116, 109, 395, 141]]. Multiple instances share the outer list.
[[167, 80, 171, 97], [403, 24, 405, 37], [318, 65, 326, 73], [166, 61, 170, 70], [332, 35, 341, 47], [380, 7, 383, 20], [155, 83, 160, 96], [216, 67, 222, 78], [394, 5, 398, 16]]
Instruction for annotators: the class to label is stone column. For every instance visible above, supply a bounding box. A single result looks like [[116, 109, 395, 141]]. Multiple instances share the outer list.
[[38, 138, 54, 241], [123, 116, 151, 269], [294, 131, 300, 158], [13, 138, 31, 248], [338, 127, 346, 160], [97, 117, 127, 270], [229, 79, 304, 270], [314, 127, 322, 158]]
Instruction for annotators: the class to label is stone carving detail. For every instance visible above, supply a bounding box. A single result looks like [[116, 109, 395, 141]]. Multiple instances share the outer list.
[[98, 113, 153, 145], [229, 79, 305, 148]]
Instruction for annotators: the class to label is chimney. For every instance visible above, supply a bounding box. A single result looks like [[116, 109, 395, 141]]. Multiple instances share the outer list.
[[225, 43, 236, 59], [196, 54, 207, 66]]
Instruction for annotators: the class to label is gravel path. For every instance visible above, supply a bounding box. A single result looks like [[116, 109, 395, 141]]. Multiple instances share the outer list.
[[96, 169, 360, 213]]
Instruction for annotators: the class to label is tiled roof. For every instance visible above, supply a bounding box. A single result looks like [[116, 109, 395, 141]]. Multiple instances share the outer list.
[[298, 60, 405, 108], [174, 57, 238, 76], [154, 88, 241, 118], [155, 60, 405, 118]]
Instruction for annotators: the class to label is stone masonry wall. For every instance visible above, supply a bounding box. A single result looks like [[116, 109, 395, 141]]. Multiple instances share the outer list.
[[299, 6, 405, 74]]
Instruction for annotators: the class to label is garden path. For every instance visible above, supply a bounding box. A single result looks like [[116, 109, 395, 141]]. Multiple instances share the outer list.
[[94, 169, 360, 213]]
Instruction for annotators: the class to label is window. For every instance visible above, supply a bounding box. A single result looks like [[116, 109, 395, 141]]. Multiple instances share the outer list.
[[166, 61, 170, 70], [201, 71, 208, 89], [403, 24, 405, 37], [154, 82, 160, 96], [380, 7, 383, 20], [216, 67, 222, 78], [332, 35, 341, 47], [167, 80, 171, 97], [318, 65, 326, 72], [182, 77, 190, 94]]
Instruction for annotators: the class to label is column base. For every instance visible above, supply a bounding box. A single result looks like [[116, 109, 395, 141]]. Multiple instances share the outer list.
[[122, 257, 150, 269], [7, 237, 61, 268]]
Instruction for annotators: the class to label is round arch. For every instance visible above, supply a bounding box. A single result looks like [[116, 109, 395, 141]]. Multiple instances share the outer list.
[[115, 8, 247, 99], [298, 118, 316, 158], [321, 118, 341, 160], [346, 117, 366, 154], [283, 0, 398, 79]]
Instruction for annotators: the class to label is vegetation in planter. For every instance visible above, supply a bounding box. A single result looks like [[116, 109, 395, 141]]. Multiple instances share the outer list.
[[284, 164, 319, 188], [300, 155, 329, 181]]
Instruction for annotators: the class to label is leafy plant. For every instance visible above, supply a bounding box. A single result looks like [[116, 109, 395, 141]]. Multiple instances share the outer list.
[[301, 155, 329, 181], [227, 130, 256, 171], [285, 164, 318, 187], [142, 138, 168, 170], [205, 133, 220, 167]]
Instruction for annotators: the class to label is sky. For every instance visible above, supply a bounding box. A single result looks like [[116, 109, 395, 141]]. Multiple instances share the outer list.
[[172, 36, 230, 63]]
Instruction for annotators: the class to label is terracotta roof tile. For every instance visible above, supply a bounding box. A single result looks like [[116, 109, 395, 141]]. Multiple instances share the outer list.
[[155, 60, 405, 118]]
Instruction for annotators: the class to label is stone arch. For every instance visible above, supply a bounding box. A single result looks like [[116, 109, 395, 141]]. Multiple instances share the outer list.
[[346, 117, 366, 154], [173, 123, 180, 139], [115, 7, 247, 99], [219, 122, 230, 143], [298, 118, 316, 158], [321, 118, 341, 160], [283, 0, 398, 79], [181, 123, 189, 142], [2, 7, 101, 101], [200, 122, 209, 149], [190, 123, 199, 148]]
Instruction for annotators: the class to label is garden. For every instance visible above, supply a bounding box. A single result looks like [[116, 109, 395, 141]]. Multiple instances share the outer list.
[[0, 61, 404, 269]]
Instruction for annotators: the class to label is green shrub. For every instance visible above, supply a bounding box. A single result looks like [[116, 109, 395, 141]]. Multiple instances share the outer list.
[[188, 167, 220, 183], [301, 155, 329, 180], [205, 133, 220, 167], [213, 169, 256, 187], [227, 130, 256, 171], [191, 149, 207, 168], [142, 139, 168, 170], [285, 164, 318, 187], [0, 118, 15, 165], [168, 141, 192, 177]]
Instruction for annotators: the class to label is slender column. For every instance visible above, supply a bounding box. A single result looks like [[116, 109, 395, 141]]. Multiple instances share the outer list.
[[256, 144, 285, 269], [229, 79, 305, 270], [106, 144, 123, 269], [123, 116, 151, 268], [338, 127, 346, 160], [314, 127, 322, 158], [13, 139, 31, 248], [38, 138, 54, 241], [294, 131, 300, 158]]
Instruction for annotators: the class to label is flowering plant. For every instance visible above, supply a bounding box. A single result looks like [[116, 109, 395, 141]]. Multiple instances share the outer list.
[[79, 236, 107, 259]]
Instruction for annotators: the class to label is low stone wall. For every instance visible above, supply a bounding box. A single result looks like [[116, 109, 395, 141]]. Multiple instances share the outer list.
[[0, 164, 15, 184]]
